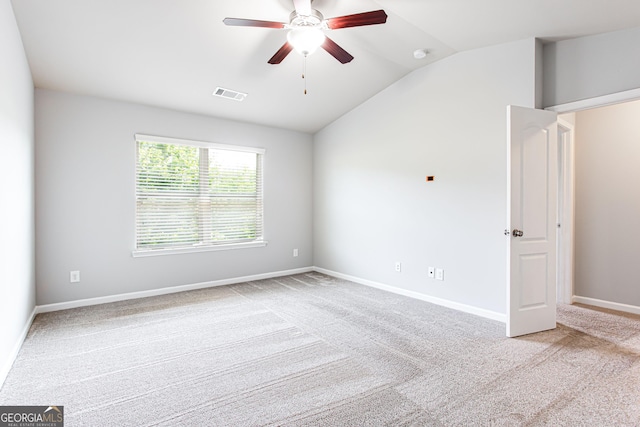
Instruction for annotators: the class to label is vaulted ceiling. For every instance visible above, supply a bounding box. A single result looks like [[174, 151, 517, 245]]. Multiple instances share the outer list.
[[10, 0, 640, 133]]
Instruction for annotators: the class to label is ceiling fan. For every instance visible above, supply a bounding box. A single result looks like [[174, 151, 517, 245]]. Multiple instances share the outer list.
[[223, 0, 388, 64]]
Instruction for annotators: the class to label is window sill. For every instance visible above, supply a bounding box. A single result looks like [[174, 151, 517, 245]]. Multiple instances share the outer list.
[[132, 241, 268, 258]]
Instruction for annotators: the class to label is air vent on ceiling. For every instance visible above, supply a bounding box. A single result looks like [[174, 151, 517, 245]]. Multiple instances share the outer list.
[[213, 87, 248, 101]]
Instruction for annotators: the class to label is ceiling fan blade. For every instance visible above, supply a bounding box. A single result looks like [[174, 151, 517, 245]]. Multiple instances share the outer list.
[[223, 18, 286, 29], [321, 36, 354, 64], [268, 42, 294, 64], [326, 10, 388, 30], [293, 0, 312, 16]]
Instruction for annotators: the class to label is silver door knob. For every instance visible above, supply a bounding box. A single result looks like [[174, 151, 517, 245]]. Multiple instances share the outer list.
[[512, 229, 524, 237]]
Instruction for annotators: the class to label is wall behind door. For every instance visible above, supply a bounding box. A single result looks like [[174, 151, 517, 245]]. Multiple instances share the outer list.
[[313, 38, 539, 316], [574, 99, 640, 308]]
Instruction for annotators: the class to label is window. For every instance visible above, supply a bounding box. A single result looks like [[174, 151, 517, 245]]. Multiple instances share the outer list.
[[133, 134, 265, 256]]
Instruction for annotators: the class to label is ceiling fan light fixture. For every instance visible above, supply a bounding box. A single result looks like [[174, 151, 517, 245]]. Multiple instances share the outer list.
[[287, 27, 326, 57]]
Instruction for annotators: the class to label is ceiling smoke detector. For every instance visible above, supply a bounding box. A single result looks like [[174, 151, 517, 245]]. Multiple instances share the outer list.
[[413, 49, 429, 60]]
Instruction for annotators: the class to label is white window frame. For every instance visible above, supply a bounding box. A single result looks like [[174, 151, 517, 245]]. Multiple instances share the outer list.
[[132, 134, 266, 257]]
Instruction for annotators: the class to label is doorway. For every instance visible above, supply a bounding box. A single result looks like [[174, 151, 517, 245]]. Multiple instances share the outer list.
[[550, 91, 640, 315]]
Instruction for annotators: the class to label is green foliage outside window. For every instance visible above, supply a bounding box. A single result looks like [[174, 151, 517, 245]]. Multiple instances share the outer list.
[[136, 140, 263, 250]]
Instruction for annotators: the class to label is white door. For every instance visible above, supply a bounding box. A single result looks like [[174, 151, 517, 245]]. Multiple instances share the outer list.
[[507, 105, 558, 338]]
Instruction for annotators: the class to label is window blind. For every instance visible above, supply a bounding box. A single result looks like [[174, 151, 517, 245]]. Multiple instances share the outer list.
[[134, 134, 264, 253]]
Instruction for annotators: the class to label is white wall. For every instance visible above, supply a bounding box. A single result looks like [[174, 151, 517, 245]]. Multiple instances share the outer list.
[[543, 26, 640, 107], [0, 2, 35, 384], [35, 90, 313, 305], [313, 38, 538, 316], [574, 100, 640, 307]]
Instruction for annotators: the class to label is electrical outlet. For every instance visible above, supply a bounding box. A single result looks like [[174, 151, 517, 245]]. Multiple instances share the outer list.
[[293, 248, 299, 257], [428, 267, 435, 278], [395, 261, 402, 272], [435, 268, 444, 281], [70, 270, 80, 283]]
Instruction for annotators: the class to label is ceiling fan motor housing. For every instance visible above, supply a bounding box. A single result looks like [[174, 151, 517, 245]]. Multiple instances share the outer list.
[[289, 9, 325, 28]]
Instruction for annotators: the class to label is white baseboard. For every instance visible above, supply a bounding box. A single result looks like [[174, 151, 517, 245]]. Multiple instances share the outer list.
[[572, 295, 640, 316], [36, 267, 314, 314], [313, 267, 506, 323], [0, 306, 37, 389]]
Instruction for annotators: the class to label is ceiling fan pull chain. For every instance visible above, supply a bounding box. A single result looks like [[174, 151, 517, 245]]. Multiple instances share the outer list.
[[303, 56, 307, 95]]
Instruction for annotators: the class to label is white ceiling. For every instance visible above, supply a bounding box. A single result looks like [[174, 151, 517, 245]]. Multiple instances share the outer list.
[[10, 0, 640, 133]]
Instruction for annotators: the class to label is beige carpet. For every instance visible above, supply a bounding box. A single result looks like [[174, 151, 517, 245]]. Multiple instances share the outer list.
[[1, 273, 639, 426]]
